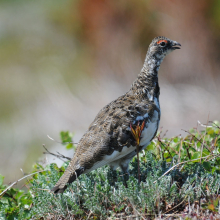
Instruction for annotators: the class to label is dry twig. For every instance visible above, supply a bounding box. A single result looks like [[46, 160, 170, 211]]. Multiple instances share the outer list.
[[163, 195, 187, 214], [47, 134, 77, 145], [182, 129, 211, 153], [0, 170, 48, 197], [43, 144, 71, 161], [154, 153, 220, 183]]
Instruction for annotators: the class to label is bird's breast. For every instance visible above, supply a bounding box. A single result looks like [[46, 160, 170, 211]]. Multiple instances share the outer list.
[[139, 109, 160, 147]]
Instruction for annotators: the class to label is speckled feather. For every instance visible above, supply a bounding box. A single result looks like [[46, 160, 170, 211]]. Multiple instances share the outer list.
[[51, 36, 181, 193]]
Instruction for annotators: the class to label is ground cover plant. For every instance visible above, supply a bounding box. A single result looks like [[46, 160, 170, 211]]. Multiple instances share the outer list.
[[0, 121, 220, 219]]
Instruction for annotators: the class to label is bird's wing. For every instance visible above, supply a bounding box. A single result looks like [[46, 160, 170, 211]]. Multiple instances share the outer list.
[[71, 93, 156, 170], [52, 94, 155, 193]]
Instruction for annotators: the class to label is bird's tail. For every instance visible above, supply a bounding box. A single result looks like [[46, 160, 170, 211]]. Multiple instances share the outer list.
[[51, 167, 83, 194]]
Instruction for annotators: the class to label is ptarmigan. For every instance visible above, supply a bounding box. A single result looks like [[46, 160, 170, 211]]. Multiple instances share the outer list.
[[51, 36, 181, 193]]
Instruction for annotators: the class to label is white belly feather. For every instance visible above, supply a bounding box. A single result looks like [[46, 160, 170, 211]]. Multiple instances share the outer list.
[[140, 110, 159, 147], [84, 145, 136, 173]]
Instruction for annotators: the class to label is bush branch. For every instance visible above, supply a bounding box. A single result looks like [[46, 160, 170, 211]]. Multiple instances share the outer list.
[[154, 153, 220, 183], [0, 170, 48, 197], [43, 144, 71, 161]]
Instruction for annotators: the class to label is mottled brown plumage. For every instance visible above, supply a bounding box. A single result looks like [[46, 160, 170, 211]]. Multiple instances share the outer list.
[[51, 36, 181, 193]]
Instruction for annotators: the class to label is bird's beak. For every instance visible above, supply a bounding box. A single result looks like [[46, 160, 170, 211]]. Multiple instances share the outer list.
[[171, 41, 181, 49]]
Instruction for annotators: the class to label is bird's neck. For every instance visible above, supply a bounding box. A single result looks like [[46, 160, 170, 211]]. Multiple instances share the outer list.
[[131, 53, 164, 100]]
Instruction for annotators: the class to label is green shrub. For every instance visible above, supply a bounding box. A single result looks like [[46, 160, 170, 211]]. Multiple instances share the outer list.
[[0, 122, 220, 219]]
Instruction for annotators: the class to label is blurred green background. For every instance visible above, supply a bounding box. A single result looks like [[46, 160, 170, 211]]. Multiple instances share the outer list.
[[0, 0, 220, 184]]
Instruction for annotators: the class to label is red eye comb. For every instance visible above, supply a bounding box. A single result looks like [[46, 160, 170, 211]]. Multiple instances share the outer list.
[[157, 40, 168, 44]]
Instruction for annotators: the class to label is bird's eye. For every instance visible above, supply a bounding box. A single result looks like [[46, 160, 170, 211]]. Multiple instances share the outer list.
[[157, 40, 167, 47]]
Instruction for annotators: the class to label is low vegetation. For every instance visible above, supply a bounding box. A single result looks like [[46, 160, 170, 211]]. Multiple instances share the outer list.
[[0, 121, 220, 219]]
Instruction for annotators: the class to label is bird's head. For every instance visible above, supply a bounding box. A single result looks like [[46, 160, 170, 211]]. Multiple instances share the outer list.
[[148, 36, 181, 59]]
